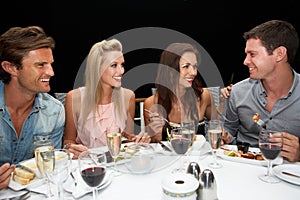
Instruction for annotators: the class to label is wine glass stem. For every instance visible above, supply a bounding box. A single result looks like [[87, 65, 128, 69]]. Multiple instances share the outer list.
[[57, 184, 64, 200], [212, 150, 217, 164], [46, 178, 52, 197], [114, 158, 117, 171], [267, 160, 272, 177], [93, 187, 98, 200]]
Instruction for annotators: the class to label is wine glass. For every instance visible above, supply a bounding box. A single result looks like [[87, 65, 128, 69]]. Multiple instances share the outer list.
[[258, 130, 282, 183], [180, 121, 196, 146], [50, 149, 72, 200], [106, 126, 122, 171], [78, 150, 107, 200], [34, 135, 54, 198], [170, 127, 191, 173], [207, 120, 223, 169]]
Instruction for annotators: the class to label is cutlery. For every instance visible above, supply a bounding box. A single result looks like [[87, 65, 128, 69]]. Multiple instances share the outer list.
[[70, 171, 78, 187], [282, 171, 300, 178], [144, 109, 170, 124], [158, 141, 172, 152]]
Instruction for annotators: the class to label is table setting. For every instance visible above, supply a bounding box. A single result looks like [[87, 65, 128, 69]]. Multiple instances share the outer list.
[[1, 135, 300, 200]]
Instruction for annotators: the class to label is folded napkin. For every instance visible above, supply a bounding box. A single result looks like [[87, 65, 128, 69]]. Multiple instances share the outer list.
[[64, 169, 113, 199]]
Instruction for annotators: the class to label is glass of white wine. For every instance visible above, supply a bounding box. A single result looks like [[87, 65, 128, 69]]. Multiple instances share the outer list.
[[34, 135, 54, 197], [207, 120, 223, 169], [106, 126, 122, 171]]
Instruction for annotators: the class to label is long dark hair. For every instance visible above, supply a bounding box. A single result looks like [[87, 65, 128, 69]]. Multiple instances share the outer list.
[[155, 42, 203, 122]]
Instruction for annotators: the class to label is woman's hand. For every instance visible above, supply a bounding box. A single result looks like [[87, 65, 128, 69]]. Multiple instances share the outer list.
[[0, 163, 15, 190], [64, 143, 88, 159], [221, 84, 233, 98], [132, 132, 151, 143], [146, 112, 165, 137]]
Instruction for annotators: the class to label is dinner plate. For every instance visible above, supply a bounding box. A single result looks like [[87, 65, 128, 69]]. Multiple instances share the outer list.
[[273, 164, 300, 185], [8, 175, 45, 191], [216, 145, 283, 166], [63, 169, 113, 199]]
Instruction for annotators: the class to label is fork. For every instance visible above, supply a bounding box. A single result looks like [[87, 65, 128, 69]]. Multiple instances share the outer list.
[[144, 109, 170, 124], [70, 171, 77, 187]]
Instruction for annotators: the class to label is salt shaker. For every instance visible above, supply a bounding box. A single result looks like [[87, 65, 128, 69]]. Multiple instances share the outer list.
[[187, 162, 201, 180], [197, 169, 218, 200]]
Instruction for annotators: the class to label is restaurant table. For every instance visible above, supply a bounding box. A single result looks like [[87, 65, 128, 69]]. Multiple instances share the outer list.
[[1, 142, 300, 200]]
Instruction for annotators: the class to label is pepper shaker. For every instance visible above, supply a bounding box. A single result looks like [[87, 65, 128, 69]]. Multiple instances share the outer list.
[[197, 169, 218, 200], [187, 162, 201, 180]]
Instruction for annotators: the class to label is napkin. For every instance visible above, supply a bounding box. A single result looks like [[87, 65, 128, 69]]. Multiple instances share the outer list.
[[68, 169, 113, 199]]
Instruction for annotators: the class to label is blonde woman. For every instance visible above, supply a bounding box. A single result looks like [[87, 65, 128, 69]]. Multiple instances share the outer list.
[[63, 39, 150, 158]]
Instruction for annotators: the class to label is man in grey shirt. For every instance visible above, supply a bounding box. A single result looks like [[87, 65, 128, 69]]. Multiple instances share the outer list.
[[223, 20, 300, 162]]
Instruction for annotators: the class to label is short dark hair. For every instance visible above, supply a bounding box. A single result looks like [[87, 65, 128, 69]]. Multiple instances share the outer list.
[[243, 20, 299, 64], [0, 26, 55, 83]]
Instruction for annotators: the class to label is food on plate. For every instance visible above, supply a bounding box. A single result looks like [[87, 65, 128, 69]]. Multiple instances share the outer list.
[[255, 154, 264, 160], [13, 167, 35, 185], [224, 150, 264, 160]]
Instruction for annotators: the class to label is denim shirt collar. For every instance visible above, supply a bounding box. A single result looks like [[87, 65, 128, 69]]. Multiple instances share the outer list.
[[257, 68, 298, 99], [0, 81, 46, 115]]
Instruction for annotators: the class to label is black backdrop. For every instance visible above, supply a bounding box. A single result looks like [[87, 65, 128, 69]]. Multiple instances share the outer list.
[[1, 0, 300, 98]]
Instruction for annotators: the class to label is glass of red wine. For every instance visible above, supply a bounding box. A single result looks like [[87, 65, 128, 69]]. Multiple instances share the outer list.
[[258, 129, 282, 183], [170, 127, 191, 173], [78, 150, 107, 200]]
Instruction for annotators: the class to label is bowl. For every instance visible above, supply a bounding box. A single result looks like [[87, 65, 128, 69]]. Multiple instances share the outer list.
[[125, 143, 156, 174]]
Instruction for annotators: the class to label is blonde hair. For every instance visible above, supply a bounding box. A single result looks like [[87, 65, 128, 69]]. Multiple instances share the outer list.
[[80, 39, 127, 129]]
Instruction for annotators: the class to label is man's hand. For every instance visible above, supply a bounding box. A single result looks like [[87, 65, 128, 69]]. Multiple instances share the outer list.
[[0, 163, 15, 190], [280, 132, 300, 162]]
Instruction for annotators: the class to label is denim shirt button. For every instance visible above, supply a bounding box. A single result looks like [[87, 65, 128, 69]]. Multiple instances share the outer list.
[[12, 139, 16, 142], [13, 158, 17, 162], [21, 138, 24, 141]]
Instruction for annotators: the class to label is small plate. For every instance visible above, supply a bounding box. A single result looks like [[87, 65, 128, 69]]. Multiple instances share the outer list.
[[273, 164, 300, 185], [216, 145, 283, 166], [63, 170, 113, 199], [8, 175, 44, 191], [19, 158, 41, 178]]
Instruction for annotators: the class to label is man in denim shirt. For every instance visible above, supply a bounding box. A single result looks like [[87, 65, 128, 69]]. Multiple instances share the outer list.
[[0, 26, 65, 190]]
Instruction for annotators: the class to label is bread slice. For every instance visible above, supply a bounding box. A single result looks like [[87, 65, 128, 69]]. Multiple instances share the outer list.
[[13, 174, 31, 185], [14, 167, 35, 180]]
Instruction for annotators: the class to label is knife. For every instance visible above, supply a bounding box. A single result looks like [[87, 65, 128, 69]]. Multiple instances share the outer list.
[[159, 141, 172, 152], [282, 171, 300, 178]]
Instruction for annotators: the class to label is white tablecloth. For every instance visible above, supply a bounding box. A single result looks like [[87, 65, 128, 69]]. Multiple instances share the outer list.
[[1, 142, 300, 200]]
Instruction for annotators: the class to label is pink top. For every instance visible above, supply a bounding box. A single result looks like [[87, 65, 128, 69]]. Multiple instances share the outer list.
[[75, 88, 126, 148]]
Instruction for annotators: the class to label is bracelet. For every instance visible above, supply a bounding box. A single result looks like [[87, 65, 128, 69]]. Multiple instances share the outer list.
[[63, 143, 72, 149]]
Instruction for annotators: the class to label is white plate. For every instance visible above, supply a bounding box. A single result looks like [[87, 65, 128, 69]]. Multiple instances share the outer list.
[[8, 175, 45, 191], [90, 143, 134, 167], [273, 164, 300, 185], [63, 169, 113, 199], [19, 152, 74, 178], [216, 145, 283, 166], [19, 158, 41, 178]]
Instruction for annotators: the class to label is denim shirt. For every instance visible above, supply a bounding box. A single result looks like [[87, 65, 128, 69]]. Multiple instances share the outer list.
[[0, 81, 65, 165], [224, 69, 300, 147]]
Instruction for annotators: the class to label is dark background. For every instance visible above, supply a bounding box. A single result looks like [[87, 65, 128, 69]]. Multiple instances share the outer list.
[[1, 0, 300, 98]]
